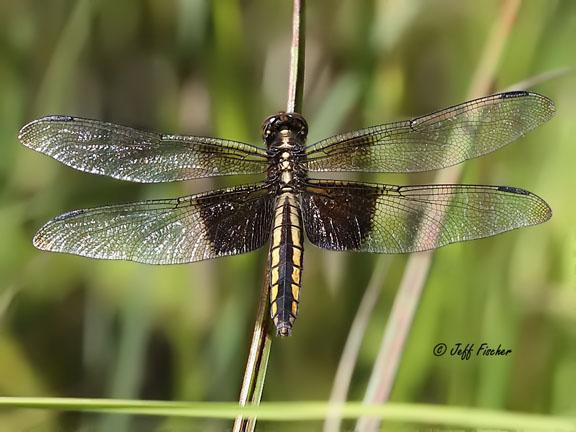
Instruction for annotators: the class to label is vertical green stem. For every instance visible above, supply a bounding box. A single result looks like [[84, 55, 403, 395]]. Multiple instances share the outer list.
[[233, 1, 306, 431]]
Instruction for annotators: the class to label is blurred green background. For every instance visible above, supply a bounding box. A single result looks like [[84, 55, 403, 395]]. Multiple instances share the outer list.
[[0, 0, 575, 431]]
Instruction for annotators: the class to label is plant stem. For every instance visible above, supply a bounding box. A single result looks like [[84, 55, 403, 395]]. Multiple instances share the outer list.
[[287, 0, 306, 113], [232, 261, 272, 432], [233, 1, 306, 431]]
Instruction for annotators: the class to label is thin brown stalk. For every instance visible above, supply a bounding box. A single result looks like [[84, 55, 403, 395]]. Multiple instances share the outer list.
[[233, 1, 306, 431], [287, 0, 306, 113], [232, 261, 272, 432], [356, 1, 522, 431]]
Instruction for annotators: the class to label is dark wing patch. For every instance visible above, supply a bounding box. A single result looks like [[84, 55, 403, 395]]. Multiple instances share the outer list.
[[33, 183, 275, 264], [305, 91, 555, 173], [301, 179, 551, 253], [19, 116, 268, 182]]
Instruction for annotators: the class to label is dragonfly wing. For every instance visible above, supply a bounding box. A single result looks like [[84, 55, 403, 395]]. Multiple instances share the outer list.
[[301, 179, 551, 253], [33, 183, 275, 264], [305, 91, 555, 173], [19, 116, 268, 182]]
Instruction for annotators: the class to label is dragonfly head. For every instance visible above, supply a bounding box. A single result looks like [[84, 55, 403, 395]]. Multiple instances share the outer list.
[[262, 112, 308, 147]]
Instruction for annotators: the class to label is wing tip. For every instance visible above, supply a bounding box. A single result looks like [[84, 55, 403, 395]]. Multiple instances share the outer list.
[[32, 208, 88, 251], [497, 185, 552, 223], [18, 115, 76, 145], [537, 195, 553, 223], [32, 228, 52, 251], [499, 90, 556, 117]]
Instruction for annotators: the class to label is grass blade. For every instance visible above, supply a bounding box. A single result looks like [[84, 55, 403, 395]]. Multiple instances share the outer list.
[[1, 397, 575, 431]]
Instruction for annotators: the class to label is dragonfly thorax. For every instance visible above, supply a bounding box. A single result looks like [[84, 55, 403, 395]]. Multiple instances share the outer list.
[[266, 130, 306, 189], [278, 147, 295, 186], [264, 112, 308, 189]]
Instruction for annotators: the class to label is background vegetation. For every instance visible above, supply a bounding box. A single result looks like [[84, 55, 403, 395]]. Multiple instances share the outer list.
[[0, 0, 575, 431]]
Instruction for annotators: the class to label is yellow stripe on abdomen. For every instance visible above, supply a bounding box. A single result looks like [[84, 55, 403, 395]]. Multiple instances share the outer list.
[[268, 192, 304, 337]]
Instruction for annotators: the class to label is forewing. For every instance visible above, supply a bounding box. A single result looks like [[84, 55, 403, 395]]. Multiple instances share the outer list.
[[301, 180, 551, 253], [33, 184, 275, 264], [19, 116, 268, 182], [305, 91, 555, 173]]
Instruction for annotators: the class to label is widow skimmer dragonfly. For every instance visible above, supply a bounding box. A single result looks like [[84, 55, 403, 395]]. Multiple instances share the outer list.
[[19, 90, 554, 336]]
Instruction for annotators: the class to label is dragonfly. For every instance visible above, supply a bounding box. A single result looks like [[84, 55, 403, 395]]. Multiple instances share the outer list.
[[19, 90, 555, 336]]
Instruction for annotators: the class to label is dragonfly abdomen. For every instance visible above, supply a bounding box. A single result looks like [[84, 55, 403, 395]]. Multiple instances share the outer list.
[[269, 191, 303, 337]]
